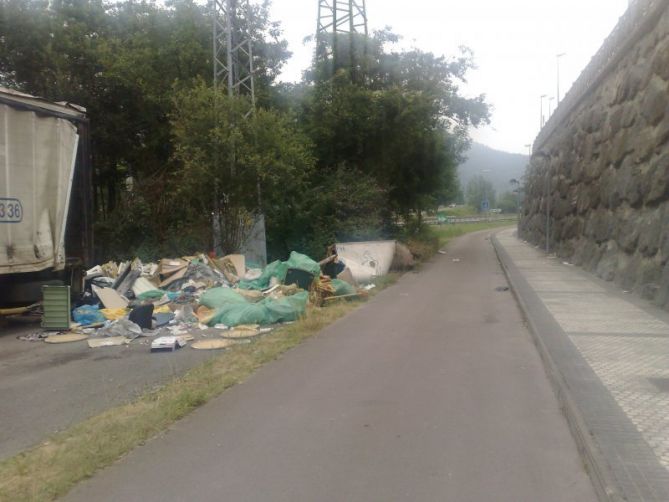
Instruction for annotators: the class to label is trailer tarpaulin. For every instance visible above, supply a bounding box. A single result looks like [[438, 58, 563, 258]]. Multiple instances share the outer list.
[[0, 103, 80, 274]]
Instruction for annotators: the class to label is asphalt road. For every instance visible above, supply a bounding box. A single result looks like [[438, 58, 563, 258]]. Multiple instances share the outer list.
[[0, 318, 219, 460], [66, 230, 596, 502]]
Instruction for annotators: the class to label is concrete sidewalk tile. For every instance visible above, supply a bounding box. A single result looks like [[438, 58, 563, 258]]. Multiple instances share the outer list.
[[493, 228, 669, 501]]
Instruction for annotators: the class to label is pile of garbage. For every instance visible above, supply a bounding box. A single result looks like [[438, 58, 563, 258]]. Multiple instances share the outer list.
[[36, 243, 403, 351]]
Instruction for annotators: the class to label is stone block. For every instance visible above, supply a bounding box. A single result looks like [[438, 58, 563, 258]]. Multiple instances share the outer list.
[[632, 126, 658, 164], [641, 77, 668, 127], [621, 103, 637, 129], [609, 106, 623, 135], [596, 240, 619, 281], [610, 129, 634, 167], [614, 160, 643, 208], [655, 113, 669, 148], [635, 257, 663, 300], [651, 39, 669, 81], [637, 208, 663, 257], [616, 210, 641, 253], [643, 153, 669, 205]]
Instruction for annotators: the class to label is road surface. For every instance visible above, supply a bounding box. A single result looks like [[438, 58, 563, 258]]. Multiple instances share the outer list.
[[66, 230, 596, 502]]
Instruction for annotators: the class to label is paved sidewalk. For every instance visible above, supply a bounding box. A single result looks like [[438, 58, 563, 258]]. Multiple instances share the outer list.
[[494, 228, 669, 502]]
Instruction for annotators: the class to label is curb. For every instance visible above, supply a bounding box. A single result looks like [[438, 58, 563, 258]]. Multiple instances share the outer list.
[[491, 231, 623, 502]]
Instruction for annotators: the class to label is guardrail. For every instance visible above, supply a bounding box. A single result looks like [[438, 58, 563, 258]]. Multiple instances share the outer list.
[[424, 215, 519, 225]]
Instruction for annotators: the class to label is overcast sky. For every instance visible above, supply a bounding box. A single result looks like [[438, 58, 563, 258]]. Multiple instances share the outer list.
[[269, 0, 629, 154]]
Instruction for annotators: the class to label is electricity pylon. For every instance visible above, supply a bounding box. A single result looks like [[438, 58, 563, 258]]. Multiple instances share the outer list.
[[316, 0, 368, 77], [211, 0, 266, 265], [213, 0, 256, 113]]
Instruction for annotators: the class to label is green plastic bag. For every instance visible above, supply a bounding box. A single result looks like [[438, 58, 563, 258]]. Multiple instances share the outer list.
[[284, 251, 321, 277], [262, 291, 309, 323], [237, 251, 320, 290], [136, 289, 165, 301], [200, 287, 247, 309], [207, 291, 309, 327], [330, 279, 356, 296]]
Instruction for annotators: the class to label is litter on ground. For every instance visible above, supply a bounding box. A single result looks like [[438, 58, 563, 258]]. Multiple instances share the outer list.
[[24, 241, 415, 356]]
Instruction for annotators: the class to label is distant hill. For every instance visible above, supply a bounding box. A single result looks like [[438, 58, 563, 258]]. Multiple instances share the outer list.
[[457, 143, 528, 195]]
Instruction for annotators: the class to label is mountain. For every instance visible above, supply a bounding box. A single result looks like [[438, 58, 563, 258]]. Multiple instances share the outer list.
[[457, 143, 528, 195]]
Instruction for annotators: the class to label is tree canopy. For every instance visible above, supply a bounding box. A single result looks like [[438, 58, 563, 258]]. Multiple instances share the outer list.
[[0, 0, 489, 261]]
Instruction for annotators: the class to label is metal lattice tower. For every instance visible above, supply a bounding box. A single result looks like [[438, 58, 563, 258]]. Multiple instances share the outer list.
[[211, 0, 266, 264], [213, 0, 256, 116], [316, 0, 368, 75]]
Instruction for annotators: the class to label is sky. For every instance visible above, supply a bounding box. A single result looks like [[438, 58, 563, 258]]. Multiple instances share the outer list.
[[269, 0, 630, 154]]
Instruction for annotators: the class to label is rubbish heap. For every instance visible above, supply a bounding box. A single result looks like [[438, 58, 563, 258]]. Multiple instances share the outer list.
[[34, 244, 404, 351]]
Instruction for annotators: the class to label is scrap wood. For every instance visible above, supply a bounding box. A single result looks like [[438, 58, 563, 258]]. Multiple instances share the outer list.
[[92, 285, 128, 309], [159, 258, 188, 276], [0, 303, 40, 316], [44, 333, 89, 344], [132, 277, 161, 297], [101, 261, 120, 278], [323, 293, 363, 302], [235, 324, 259, 331], [221, 328, 260, 339], [195, 305, 215, 324], [191, 339, 237, 350]]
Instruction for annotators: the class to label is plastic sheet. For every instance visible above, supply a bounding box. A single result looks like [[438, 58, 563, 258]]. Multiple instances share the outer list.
[[72, 304, 106, 326], [206, 291, 309, 327]]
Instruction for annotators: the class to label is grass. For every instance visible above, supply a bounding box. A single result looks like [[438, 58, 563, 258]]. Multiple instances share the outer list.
[[436, 205, 478, 217], [0, 220, 511, 501], [0, 300, 365, 502], [432, 220, 516, 248]]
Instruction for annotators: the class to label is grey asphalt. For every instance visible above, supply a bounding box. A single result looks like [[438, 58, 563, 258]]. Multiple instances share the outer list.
[[0, 321, 219, 460], [65, 230, 596, 502]]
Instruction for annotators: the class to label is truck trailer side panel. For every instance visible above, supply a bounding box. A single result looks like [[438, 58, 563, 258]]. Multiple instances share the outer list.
[[0, 103, 80, 274]]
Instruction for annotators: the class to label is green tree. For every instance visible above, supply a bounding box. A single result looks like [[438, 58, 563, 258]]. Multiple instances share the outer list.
[[170, 81, 315, 255], [301, 31, 490, 223], [497, 191, 519, 213], [465, 175, 496, 212]]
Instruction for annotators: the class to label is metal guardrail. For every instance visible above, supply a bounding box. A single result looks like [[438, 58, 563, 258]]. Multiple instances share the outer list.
[[425, 215, 518, 225]]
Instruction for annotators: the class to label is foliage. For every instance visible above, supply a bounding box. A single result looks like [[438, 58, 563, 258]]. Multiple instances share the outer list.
[[170, 81, 315, 255], [0, 1, 490, 261], [497, 191, 520, 214], [302, 31, 489, 222], [465, 175, 496, 212]]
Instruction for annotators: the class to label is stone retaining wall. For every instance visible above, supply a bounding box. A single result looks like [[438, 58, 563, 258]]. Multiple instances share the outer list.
[[519, 0, 669, 308]]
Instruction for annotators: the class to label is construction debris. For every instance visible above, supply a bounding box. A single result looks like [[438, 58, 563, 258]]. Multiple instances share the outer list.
[[31, 240, 412, 355], [44, 333, 89, 344]]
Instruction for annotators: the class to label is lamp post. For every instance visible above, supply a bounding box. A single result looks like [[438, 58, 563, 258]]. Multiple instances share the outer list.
[[480, 169, 491, 218], [524, 143, 532, 157], [556, 53, 566, 103], [540, 94, 547, 128]]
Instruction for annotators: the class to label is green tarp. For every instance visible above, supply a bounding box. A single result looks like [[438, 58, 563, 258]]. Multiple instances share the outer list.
[[205, 291, 309, 327], [238, 251, 320, 291]]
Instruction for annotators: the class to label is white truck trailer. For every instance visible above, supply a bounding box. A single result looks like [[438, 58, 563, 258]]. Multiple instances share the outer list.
[[0, 87, 92, 306]]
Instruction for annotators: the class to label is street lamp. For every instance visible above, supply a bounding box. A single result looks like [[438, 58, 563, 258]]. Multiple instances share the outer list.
[[480, 169, 491, 217], [540, 94, 547, 128], [524, 143, 532, 157], [556, 53, 566, 103]]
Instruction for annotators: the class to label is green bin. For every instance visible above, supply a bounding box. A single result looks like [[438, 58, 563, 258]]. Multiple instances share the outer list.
[[42, 285, 71, 330]]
